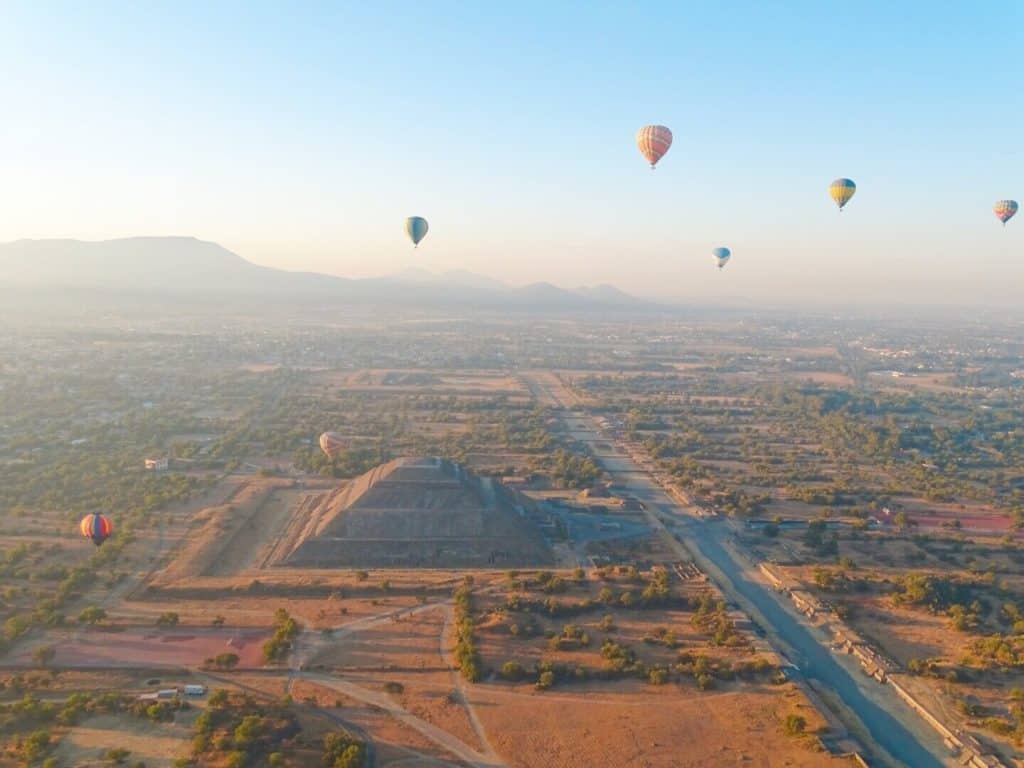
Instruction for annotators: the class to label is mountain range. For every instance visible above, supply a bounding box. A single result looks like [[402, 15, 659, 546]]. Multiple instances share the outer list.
[[0, 237, 644, 309]]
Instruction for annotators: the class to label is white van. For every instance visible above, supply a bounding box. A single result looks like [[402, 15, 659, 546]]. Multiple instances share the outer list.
[[184, 684, 207, 697]]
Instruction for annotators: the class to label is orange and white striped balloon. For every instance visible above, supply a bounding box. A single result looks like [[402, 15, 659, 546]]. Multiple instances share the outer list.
[[636, 125, 673, 169], [319, 431, 345, 459]]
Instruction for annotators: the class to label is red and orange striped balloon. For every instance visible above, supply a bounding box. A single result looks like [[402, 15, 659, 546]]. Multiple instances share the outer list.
[[636, 125, 673, 169], [80, 513, 113, 546]]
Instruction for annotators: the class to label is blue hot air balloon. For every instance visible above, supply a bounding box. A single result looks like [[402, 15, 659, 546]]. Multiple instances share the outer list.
[[405, 216, 429, 247], [712, 247, 731, 270]]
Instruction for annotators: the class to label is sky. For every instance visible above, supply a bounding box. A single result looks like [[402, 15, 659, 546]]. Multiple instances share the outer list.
[[0, 1, 1020, 304]]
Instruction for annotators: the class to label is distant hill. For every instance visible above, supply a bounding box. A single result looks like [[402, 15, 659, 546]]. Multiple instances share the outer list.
[[574, 283, 637, 305], [0, 237, 645, 309], [391, 266, 510, 293]]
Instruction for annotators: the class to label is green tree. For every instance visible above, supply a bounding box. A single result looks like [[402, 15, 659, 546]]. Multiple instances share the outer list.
[[78, 606, 107, 625], [32, 644, 56, 667]]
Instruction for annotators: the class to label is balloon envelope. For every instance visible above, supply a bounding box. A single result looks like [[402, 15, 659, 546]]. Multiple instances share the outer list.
[[636, 125, 673, 168], [994, 200, 1018, 225], [405, 216, 429, 246], [80, 513, 113, 546], [712, 247, 731, 270], [319, 431, 345, 459], [829, 178, 856, 210]]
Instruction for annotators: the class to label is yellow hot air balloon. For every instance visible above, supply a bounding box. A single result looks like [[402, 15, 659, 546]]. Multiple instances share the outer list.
[[829, 178, 856, 211]]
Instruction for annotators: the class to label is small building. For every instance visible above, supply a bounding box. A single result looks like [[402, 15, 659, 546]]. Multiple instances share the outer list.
[[145, 457, 169, 472]]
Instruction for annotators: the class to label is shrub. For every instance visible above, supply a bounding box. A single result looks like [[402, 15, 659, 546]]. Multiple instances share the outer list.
[[784, 714, 807, 736], [536, 670, 554, 690], [501, 661, 526, 681]]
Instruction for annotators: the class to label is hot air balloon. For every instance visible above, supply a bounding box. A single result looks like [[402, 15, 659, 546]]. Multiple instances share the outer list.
[[995, 200, 1018, 226], [829, 178, 856, 211], [405, 216, 429, 247], [80, 513, 113, 546], [636, 125, 673, 169], [319, 431, 345, 459], [712, 247, 731, 270]]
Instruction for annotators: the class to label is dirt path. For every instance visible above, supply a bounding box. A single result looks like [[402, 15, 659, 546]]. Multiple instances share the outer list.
[[285, 598, 505, 768], [304, 672, 501, 768], [440, 605, 504, 766]]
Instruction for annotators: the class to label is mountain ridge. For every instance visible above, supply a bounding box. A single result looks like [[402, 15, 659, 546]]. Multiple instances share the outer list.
[[0, 236, 646, 309]]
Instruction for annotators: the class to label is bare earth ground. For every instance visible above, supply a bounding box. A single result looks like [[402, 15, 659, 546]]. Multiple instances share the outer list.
[[11, 627, 270, 668], [52, 712, 195, 767], [469, 685, 849, 768]]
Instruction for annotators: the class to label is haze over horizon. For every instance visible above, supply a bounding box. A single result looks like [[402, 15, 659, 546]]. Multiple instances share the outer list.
[[1, 2, 1020, 305]]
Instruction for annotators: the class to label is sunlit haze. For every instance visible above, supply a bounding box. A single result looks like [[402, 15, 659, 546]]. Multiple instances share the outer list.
[[1, 2, 1020, 305]]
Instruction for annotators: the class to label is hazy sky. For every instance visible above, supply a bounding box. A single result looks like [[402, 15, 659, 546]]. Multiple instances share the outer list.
[[0, 2, 1020, 303]]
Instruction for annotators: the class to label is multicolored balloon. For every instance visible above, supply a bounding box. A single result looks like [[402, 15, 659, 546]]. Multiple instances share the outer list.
[[405, 216, 429, 247], [80, 513, 113, 547], [994, 200, 1018, 226], [319, 431, 345, 459], [636, 125, 673, 169], [829, 178, 857, 211], [712, 247, 731, 270]]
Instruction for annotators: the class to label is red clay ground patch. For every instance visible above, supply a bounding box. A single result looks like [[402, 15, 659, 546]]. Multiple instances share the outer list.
[[20, 627, 271, 669]]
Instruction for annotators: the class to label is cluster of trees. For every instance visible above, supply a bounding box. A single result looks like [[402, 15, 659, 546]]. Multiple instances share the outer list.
[[713, 490, 770, 518], [204, 652, 240, 671], [293, 445, 388, 479], [589, 369, 1024, 533], [548, 623, 591, 651], [509, 650, 770, 692], [0, 449, 201, 521], [803, 520, 839, 557], [539, 449, 602, 489], [810, 566, 866, 594], [675, 651, 777, 691], [0, 530, 134, 653], [284, 392, 561, 479], [503, 573, 678, 623], [262, 608, 300, 664], [906, 656, 961, 682], [0, 690, 188, 766], [191, 690, 305, 767], [453, 584, 481, 682], [322, 731, 367, 768], [971, 635, 1024, 670], [690, 591, 745, 647], [893, 573, 978, 613], [892, 572, 994, 634]]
